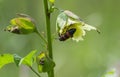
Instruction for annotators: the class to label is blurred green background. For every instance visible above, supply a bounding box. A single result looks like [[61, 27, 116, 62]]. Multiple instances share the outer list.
[[0, 0, 120, 77]]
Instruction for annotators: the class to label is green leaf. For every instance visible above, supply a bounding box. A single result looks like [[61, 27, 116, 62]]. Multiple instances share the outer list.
[[22, 50, 37, 67], [42, 55, 55, 72], [0, 54, 14, 69], [13, 54, 23, 66]]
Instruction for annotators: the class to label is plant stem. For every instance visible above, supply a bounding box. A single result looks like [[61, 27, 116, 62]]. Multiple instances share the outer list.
[[43, 0, 54, 77], [36, 31, 48, 44], [29, 66, 41, 77]]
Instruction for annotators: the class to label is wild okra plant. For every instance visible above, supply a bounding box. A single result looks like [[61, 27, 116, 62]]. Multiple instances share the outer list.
[[0, 0, 99, 77]]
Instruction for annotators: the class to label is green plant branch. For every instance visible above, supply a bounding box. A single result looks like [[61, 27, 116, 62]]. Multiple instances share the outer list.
[[43, 0, 54, 77], [29, 66, 41, 77], [36, 31, 48, 44]]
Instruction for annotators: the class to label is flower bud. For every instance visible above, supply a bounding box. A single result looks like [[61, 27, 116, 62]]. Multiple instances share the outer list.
[[49, 0, 55, 4], [5, 14, 37, 34], [36, 52, 55, 73]]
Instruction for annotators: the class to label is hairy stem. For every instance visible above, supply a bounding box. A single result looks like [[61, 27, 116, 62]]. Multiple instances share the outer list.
[[29, 66, 41, 77], [43, 0, 54, 77]]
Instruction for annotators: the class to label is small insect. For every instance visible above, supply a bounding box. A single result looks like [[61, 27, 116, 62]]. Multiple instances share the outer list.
[[59, 28, 76, 41], [39, 57, 45, 65]]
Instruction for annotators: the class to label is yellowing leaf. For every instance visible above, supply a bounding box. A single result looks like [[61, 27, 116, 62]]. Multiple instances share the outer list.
[[0, 54, 14, 69]]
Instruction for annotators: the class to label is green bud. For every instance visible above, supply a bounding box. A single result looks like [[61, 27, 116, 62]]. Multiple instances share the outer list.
[[49, 0, 55, 4], [13, 54, 23, 66], [5, 14, 37, 34], [36, 52, 55, 73]]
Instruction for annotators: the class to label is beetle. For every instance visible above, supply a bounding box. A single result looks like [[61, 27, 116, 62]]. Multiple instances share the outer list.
[[59, 28, 76, 41]]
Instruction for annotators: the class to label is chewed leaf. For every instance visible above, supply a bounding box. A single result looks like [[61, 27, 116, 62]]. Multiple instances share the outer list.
[[0, 54, 14, 69], [22, 50, 37, 67]]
